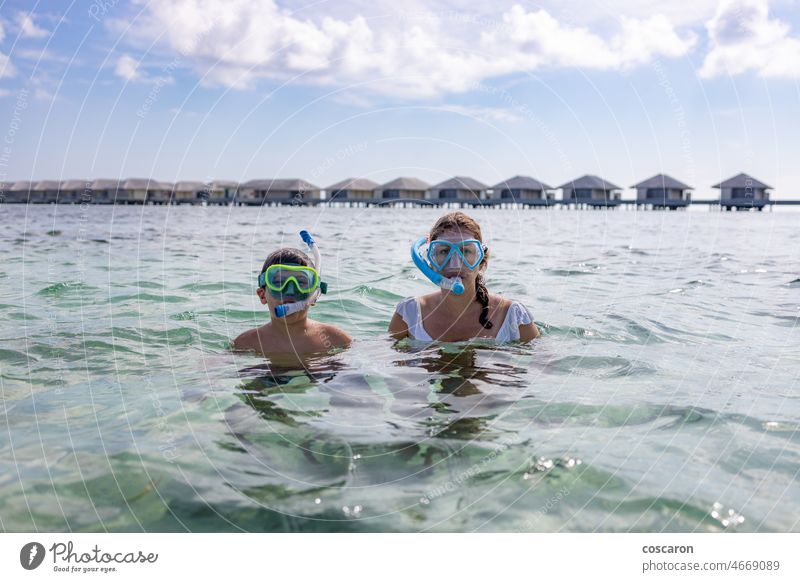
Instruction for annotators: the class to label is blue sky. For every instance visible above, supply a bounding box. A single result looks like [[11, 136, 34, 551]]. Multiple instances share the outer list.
[[1, 0, 799, 199]]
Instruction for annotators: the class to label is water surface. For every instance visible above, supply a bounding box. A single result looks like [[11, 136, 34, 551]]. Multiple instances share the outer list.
[[1, 204, 798, 532]]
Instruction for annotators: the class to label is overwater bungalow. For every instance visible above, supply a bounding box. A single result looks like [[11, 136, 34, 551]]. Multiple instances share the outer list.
[[490, 175, 553, 204], [633, 174, 692, 209], [173, 181, 209, 204], [118, 178, 148, 203], [144, 181, 173, 204], [6, 180, 34, 203], [59, 179, 93, 203], [560, 175, 622, 207], [240, 179, 321, 204], [430, 176, 488, 202], [211, 180, 238, 204], [120, 178, 175, 204], [325, 178, 379, 202], [374, 177, 430, 200], [90, 179, 124, 204], [712, 173, 771, 210], [30, 180, 62, 203]]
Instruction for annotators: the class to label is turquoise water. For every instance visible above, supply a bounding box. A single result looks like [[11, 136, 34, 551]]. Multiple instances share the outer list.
[[1, 204, 798, 532]]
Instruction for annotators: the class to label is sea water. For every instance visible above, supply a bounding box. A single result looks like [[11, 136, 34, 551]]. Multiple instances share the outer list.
[[0, 204, 798, 532]]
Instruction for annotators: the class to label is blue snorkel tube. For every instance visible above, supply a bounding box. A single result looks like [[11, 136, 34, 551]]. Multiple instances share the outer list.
[[411, 237, 465, 295], [274, 230, 326, 318]]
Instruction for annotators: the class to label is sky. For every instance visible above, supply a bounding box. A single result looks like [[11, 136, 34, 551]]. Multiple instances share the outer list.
[[0, 0, 799, 199]]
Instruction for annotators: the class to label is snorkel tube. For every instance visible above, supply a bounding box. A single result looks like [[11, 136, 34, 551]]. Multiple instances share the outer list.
[[411, 237, 465, 295], [274, 230, 326, 318]]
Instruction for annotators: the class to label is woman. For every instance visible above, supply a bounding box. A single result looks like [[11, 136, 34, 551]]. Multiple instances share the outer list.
[[389, 212, 539, 342]]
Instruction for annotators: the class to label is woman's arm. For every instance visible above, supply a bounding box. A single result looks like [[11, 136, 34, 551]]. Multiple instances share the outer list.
[[388, 311, 410, 340], [518, 321, 540, 341]]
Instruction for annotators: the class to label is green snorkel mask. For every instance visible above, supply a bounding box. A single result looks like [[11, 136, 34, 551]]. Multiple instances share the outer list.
[[258, 231, 327, 318]]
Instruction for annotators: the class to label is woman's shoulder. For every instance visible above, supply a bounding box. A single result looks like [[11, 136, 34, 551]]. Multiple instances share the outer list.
[[490, 296, 533, 326], [395, 295, 416, 309], [487, 294, 513, 316], [394, 296, 416, 319], [396, 293, 437, 312]]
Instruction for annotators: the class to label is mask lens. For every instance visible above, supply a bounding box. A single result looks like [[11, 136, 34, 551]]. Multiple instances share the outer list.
[[265, 265, 318, 295], [428, 241, 453, 270], [459, 241, 483, 269]]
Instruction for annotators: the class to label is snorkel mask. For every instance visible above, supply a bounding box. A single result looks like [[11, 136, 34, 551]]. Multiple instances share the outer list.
[[411, 237, 486, 295], [258, 230, 327, 318]]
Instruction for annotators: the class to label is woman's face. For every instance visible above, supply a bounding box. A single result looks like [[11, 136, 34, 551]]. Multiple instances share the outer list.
[[432, 226, 485, 287]]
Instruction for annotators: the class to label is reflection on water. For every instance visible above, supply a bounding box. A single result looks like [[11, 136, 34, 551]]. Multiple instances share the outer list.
[[1, 206, 799, 532]]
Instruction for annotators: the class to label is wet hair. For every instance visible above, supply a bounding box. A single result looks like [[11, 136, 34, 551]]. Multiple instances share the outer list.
[[429, 211, 492, 329], [258, 248, 312, 288]]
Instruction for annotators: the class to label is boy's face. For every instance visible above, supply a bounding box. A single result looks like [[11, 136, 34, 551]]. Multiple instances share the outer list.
[[257, 286, 307, 323]]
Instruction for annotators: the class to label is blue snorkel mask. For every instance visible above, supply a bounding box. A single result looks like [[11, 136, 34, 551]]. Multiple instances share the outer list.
[[411, 237, 486, 295]]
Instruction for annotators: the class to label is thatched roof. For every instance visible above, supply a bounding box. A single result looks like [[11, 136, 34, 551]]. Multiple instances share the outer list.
[[492, 175, 552, 191], [174, 181, 207, 192], [60, 180, 92, 190], [91, 179, 123, 190], [712, 173, 771, 189], [326, 177, 379, 191], [431, 176, 488, 191], [33, 180, 61, 190], [559, 174, 621, 190], [9, 180, 34, 191], [122, 178, 174, 191], [376, 177, 430, 191], [632, 174, 692, 190]]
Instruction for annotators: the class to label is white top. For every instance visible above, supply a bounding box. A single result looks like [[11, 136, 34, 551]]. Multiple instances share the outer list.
[[394, 296, 534, 343]]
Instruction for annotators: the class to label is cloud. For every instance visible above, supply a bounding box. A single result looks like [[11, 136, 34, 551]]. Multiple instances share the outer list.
[[17, 12, 49, 39], [0, 88, 11, 98], [0, 52, 15, 79], [430, 104, 524, 123], [115, 54, 141, 81], [700, 0, 800, 78], [0, 20, 5, 43], [114, 53, 175, 85], [118, 0, 696, 98]]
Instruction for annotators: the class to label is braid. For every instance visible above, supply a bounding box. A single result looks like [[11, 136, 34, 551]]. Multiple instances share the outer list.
[[475, 272, 493, 329]]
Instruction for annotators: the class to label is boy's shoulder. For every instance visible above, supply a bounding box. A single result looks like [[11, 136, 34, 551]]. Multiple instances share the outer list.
[[231, 324, 271, 351], [312, 320, 352, 347]]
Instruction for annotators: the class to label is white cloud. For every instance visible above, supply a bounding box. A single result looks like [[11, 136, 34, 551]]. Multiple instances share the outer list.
[[118, 0, 696, 98], [0, 52, 15, 79], [17, 12, 49, 39], [0, 88, 11, 98], [115, 54, 141, 81], [480, 7, 696, 71], [700, 0, 800, 78], [114, 53, 175, 85], [0, 20, 5, 43], [430, 104, 524, 123]]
